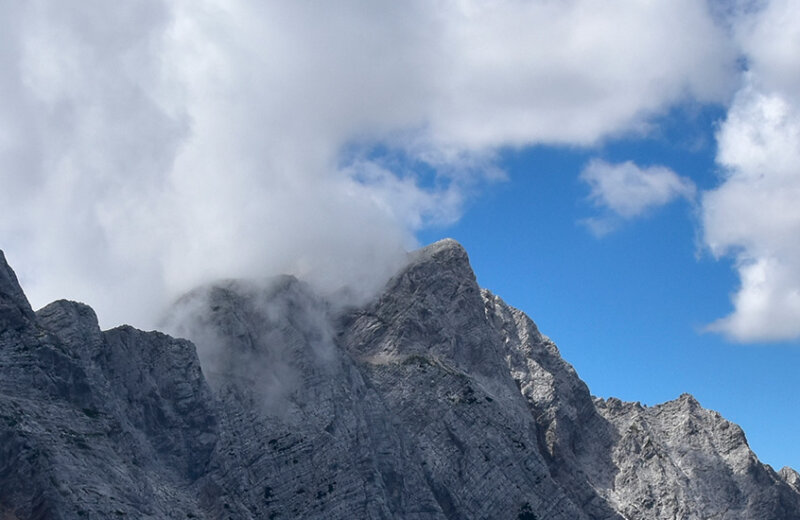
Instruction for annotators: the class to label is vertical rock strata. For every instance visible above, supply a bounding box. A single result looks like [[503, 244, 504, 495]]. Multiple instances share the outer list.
[[0, 241, 798, 519]]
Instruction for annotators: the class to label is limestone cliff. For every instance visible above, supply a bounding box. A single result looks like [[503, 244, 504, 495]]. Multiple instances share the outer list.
[[0, 241, 797, 519]]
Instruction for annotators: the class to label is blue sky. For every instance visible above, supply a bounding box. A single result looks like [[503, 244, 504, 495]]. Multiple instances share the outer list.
[[2, 0, 799, 473]]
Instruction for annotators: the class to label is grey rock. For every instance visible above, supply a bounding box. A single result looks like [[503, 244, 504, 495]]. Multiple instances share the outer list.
[[0, 263, 217, 518], [593, 394, 800, 519], [0, 240, 798, 519], [0, 250, 35, 332], [780, 466, 800, 493]]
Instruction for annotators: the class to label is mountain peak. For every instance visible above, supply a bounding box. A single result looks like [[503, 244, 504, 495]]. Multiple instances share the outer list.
[[408, 238, 468, 268], [392, 238, 476, 299], [0, 250, 35, 331]]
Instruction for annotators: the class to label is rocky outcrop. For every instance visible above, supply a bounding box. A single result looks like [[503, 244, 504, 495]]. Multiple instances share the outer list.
[[0, 254, 216, 519], [1, 241, 798, 519], [594, 394, 800, 519], [0, 251, 35, 331], [780, 466, 800, 493]]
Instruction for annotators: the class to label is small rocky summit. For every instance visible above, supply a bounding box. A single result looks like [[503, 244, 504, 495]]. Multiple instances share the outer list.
[[1, 241, 799, 519]]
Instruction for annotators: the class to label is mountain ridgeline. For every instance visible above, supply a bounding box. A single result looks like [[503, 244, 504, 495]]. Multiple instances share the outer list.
[[0, 241, 798, 519]]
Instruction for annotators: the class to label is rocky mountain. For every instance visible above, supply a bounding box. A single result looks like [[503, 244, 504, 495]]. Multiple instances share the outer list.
[[1, 241, 799, 519]]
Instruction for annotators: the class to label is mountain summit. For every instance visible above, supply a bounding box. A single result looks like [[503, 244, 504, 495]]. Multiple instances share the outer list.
[[1, 240, 798, 519]]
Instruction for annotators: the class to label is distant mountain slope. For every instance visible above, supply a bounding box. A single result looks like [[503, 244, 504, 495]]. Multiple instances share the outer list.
[[1, 243, 798, 519]]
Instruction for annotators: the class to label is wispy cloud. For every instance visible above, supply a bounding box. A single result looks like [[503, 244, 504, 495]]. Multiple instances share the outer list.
[[580, 160, 696, 236]]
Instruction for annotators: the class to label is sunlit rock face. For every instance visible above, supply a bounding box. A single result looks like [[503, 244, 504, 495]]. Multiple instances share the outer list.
[[1, 241, 799, 519]]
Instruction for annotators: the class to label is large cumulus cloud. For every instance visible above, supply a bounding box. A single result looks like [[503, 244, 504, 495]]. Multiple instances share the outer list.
[[702, 0, 800, 341], [1, 0, 738, 328]]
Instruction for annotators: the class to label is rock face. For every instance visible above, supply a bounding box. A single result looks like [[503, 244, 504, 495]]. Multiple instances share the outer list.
[[1, 241, 799, 519]]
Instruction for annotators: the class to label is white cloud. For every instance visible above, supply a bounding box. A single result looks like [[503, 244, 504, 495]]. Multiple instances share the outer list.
[[580, 160, 696, 235], [700, 0, 800, 342], [734, 0, 800, 104], [703, 86, 800, 341], [0, 0, 739, 328], [429, 0, 737, 148]]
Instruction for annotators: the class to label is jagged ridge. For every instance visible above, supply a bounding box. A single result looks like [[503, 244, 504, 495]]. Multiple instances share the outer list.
[[0, 242, 798, 519]]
